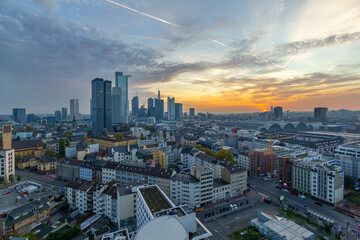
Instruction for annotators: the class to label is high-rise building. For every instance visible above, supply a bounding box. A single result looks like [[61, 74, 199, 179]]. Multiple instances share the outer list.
[[175, 103, 183, 120], [12, 108, 26, 122], [131, 96, 139, 118], [61, 107, 68, 120], [147, 98, 154, 109], [189, 108, 195, 117], [274, 106, 283, 120], [70, 99, 80, 120], [167, 97, 175, 120], [155, 91, 164, 120], [139, 105, 147, 118], [314, 107, 327, 120], [249, 149, 276, 177], [91, 78, 112, 137], [113, 71, 130, 124], [54, 110, 61, 121]]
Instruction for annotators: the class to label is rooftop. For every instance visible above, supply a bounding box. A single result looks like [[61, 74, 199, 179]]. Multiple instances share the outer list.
[[172, 173, 199, 184], [65, 178, 94, 192], [139, 186, 172, 214]]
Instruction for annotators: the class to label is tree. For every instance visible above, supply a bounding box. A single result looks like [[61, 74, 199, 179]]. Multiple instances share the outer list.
[[9, 174, 15, 183], [25, 125, 35, 132], [145, 125, 155, 133], [242, 146, 249, 150], [56, 126, 62, 132], [345, 175, 356, 189], [59, 138, 65, 157], [23, 231, 37, 240], [17, 175, 21, 182], [140, 133, 145, 140], [195, 144, 213, 156], [43, 142, 47, 148], [45, 150, 57, 158], [14, 136, 20, 141], [64, 131, 73, 138], [65, 138, 71, 147], [214, 149, 235, 163], [115, 133, 123, 140], [246, 231, 261, 240]]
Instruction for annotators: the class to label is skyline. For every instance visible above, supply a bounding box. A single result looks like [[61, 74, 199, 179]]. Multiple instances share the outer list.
[[1, 0, 360, 114]]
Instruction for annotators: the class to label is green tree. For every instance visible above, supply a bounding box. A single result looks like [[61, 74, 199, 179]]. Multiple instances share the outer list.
[[45, 150, 57, 158], [195, 144, 213, 156], [345, 175, 356, 189], [9, 174, 15, 183], [14, 136, 20, 141], [23, 231, 37, 240], [246, 231, 261, 240], [214, 149, 235, 163], [140, 133, 145, 140], [25, 125, 35, 132], [43, 142, 47, 148], [65, 138, 71, 147], [45, 226, 80, 240], [17, 175, 21, 182], [145, 125, 155, 133], [115, 133, 124, 140], [242, 146, 249, 150], [59, 138, 65, 157], [64, 131, 73, 138], [56, 126, 62, 132]]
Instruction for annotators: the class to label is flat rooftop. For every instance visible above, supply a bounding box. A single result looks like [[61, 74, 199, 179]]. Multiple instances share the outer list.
[[155, 206, 186, 218], [139, 186, 172, 214]]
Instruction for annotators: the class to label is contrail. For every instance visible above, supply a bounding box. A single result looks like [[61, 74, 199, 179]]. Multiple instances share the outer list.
[[105, 0, 236, 50]]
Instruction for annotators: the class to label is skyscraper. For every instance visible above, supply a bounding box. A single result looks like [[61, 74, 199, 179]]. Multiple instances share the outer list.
[[12, 108, 26, 122], [91, 78, 112, 137], [189, 108, 195, 117], [132, 96, 139, 118], [274, 106, 283, 120], [155, 91, 164, 121], [147, 98, 154, 109], [314, 107, 327, 121], [167, 97, 175, 120], [61, 107, 67, 120], [54, 110, 61, 121], [113, 71, 131, 124], [70, 99, 80, 120], [175, 103, 183, 120]]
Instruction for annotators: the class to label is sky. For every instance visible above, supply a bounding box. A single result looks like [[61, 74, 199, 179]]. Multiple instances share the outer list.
[[0, 0, 360, 114]]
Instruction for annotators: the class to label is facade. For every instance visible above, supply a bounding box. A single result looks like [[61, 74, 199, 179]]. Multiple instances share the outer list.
[[175, 103, 183, 120], [114, 71, 130, 124], [56, 159, 82, 181], [4, 198, 50, 237], [334, 143, 360, 178], [0, 149, 15, 182], [170, 173, 200, 207], [189, 108, 195, 117], [155, 98, 164, 120], [17, 155, 38, 169], [61, 107, 68, 120], [237, 152, 249, 170], [12, 108, 26, 122], [66, 178, 95, 214], [167, 97, 175, 120], [70, 99, 80, 120], [131, 96, 139, 118], [293, 160, 314, 195], [213, 179, 231, 203], [274, 106, 283, 120], [314, 107, 327, 120], [37, 156, 56, 174], [91, 136, 139, 150], [91, 78, 112, 137], [249, 148, 276, 177], [221, 164, 247, 197], [278, 155, 294, 188], [310, 162, 344, 205], [191, 165, 213, 206], [12, 139, 43, 158], [102, 161, 119, 183], [147, 98, 154, 109], [46, 139, 59, 154], [54, 110, 61, 121], [251, 212, 314, 240]]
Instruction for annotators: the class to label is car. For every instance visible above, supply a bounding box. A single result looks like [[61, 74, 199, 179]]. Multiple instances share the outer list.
[[282, 189, 289, 193], [299, 195, 306, 199], [230, 204, 234, 208], [233, 204, 238, 207], [276, 185, 283, 189], [264, 198, 272, 204], [234, 206, 238, 210], [290, 191, 298, 196]]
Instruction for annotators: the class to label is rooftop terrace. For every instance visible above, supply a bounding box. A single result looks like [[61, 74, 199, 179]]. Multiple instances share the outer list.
[[139, 186, 172, 214]]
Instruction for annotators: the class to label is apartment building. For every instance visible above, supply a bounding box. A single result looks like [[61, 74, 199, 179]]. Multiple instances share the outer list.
[[170, 173, 200, 208], [93, 181, 118, 223], [108, 144, 138, 163], [334, 143, 360, 178], [37, 156, 56, 174], [293, 160, 314, 195], [249, 148, 276, 177], [56, 159, 82, 181], [221, 164, 247, 197], [237, 152, 250, 170], [66, 178, 95, 214], [191, 165, 213, 206], [0, 149, 15, 182], [102, 161, 119, 183], [213, 179, 231, 203]]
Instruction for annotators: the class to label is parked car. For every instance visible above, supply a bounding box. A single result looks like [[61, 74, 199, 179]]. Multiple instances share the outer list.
[[299, 195, 306, 200], [282, 189, 289, 193]]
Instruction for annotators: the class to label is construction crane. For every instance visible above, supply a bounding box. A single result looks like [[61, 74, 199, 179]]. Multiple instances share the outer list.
[[268, 134, 300, 177]]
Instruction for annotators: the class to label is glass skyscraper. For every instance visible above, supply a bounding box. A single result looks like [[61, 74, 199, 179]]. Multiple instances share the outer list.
[[70, 99, 80, 120], [112, 71, 131, 123], [91, 78, 112, 137], [132, 96, 139, 118]]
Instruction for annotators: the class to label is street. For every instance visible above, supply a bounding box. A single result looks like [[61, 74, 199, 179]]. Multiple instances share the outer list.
[[15, 169, 66, 190], [248, 176, 358, 230]]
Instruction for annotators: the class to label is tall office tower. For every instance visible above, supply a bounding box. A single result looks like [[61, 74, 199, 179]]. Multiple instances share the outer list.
[[274, 106, 283, 120], [155, 98, 164, 120], [189, 108, 195, 117], [167, 97, 175, 120], [139, 105, 147, 118], [54, 110, 61, 121], [131, 96, 139, 118], [314, 107, 327, 121], [12, 108, 26, 122], [158, 90, 160, 99], [147, 98, 154, 109], [91, 78, 112, 137], [61, 107, 68, 120], [113, 71, 131, 123], [175, 103, 183, 120], [70, 99, 80, 120], [2, 123, 12, 150]]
